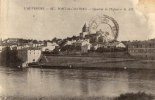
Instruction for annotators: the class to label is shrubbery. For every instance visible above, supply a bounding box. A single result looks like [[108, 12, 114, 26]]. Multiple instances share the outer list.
[[114, 92, 154, 100], [0, 47, 21, 66]]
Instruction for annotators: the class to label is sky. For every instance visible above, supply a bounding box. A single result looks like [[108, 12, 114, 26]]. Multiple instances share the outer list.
[[0, 0, 155, 41]]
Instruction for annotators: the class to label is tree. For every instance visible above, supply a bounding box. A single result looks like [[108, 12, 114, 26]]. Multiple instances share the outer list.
[[51, 37, 58, 43]]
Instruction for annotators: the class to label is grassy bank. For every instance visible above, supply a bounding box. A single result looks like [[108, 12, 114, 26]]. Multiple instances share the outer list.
[[38, 56, 155, 70]]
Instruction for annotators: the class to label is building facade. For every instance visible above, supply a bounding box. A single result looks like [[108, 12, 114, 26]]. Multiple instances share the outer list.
[[18, 48, 42, 65], [27, 49, 42, 63], [128, 41, 155, 59]]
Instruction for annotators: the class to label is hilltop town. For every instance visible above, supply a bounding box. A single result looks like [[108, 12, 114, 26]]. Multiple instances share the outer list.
[[0, 23, 155, 67]]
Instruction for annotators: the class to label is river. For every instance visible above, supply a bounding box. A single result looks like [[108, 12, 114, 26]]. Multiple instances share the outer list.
[[0, 66, 155, 98]]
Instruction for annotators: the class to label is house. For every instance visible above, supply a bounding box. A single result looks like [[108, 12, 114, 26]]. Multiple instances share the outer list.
[[116, 42, 126, 48], [89, 41, 126, 52], [10, 45, 18, 50], [81, 40, 91, 53], [27, 48, 42, 63], [5, 38, 19, 43], [72, 39, 91, 53], [65, 40, 76, 45], [18, 48, 42, 64], [17, 45, 24, 50], [2, 38, 20, 46], [42, 42, 59, 52]]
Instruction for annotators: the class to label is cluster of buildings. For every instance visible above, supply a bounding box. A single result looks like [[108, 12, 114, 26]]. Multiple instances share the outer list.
[[61, 23, 155, 60], [1, 23, 155, 66], [61, 23, 126, 54], [0, 38, 59, 65]]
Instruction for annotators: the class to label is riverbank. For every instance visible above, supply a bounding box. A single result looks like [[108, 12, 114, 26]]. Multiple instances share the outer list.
[[0, 92, 154, 100], [37, 55, 155, 70]]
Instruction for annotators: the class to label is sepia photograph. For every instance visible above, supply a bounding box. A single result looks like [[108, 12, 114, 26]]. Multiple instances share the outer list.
[[0, 0, 155, 99]]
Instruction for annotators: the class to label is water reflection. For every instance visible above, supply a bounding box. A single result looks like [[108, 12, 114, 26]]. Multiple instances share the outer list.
[[0, 66, 155, 98]]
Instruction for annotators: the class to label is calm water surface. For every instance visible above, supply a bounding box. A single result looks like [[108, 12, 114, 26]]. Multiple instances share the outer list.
[[0, 66, 155, 98]]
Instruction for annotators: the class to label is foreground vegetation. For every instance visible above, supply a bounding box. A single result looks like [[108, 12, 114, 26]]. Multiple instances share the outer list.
[[0, 92, 154, 100], [114, 92, 154, 100]]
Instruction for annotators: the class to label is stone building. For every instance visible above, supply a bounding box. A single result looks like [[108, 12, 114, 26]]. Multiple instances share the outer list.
[[81, 39, 91, 53], [17, 48, 42, 67], [128, 41, 155, 59], [80, 23, 110, 44], [27, 48, 42, 63]]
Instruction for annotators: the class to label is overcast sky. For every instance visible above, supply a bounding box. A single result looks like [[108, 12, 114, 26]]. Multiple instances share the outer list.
[[0, 0, 155, 41]]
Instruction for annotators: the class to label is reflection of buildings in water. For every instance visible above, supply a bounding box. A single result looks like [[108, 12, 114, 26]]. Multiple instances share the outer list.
[[27, 68, 44, 96], [53, 69, 130, 97], [25, 68, 155, 97], [54, 69, 130, 97], [54, 69, 82, 96], [78, 70, 89, 96]]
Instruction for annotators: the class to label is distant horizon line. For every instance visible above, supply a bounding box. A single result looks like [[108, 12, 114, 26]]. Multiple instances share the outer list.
[[0, 37, 153, 42]]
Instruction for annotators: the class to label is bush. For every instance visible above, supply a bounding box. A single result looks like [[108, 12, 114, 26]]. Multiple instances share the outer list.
[[114, 92, 154, 100]]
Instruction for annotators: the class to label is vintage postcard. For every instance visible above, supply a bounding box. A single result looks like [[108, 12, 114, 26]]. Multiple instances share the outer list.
[[0, 0, 155, 100]]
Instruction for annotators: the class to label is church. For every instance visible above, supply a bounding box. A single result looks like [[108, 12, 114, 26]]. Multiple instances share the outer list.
[[79, 23, 112, 43], [79, 23, 126, 50]]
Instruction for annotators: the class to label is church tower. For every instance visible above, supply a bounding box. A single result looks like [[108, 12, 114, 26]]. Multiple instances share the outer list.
[[80, 23, 89, 38], [82, 23, 89, 32]]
